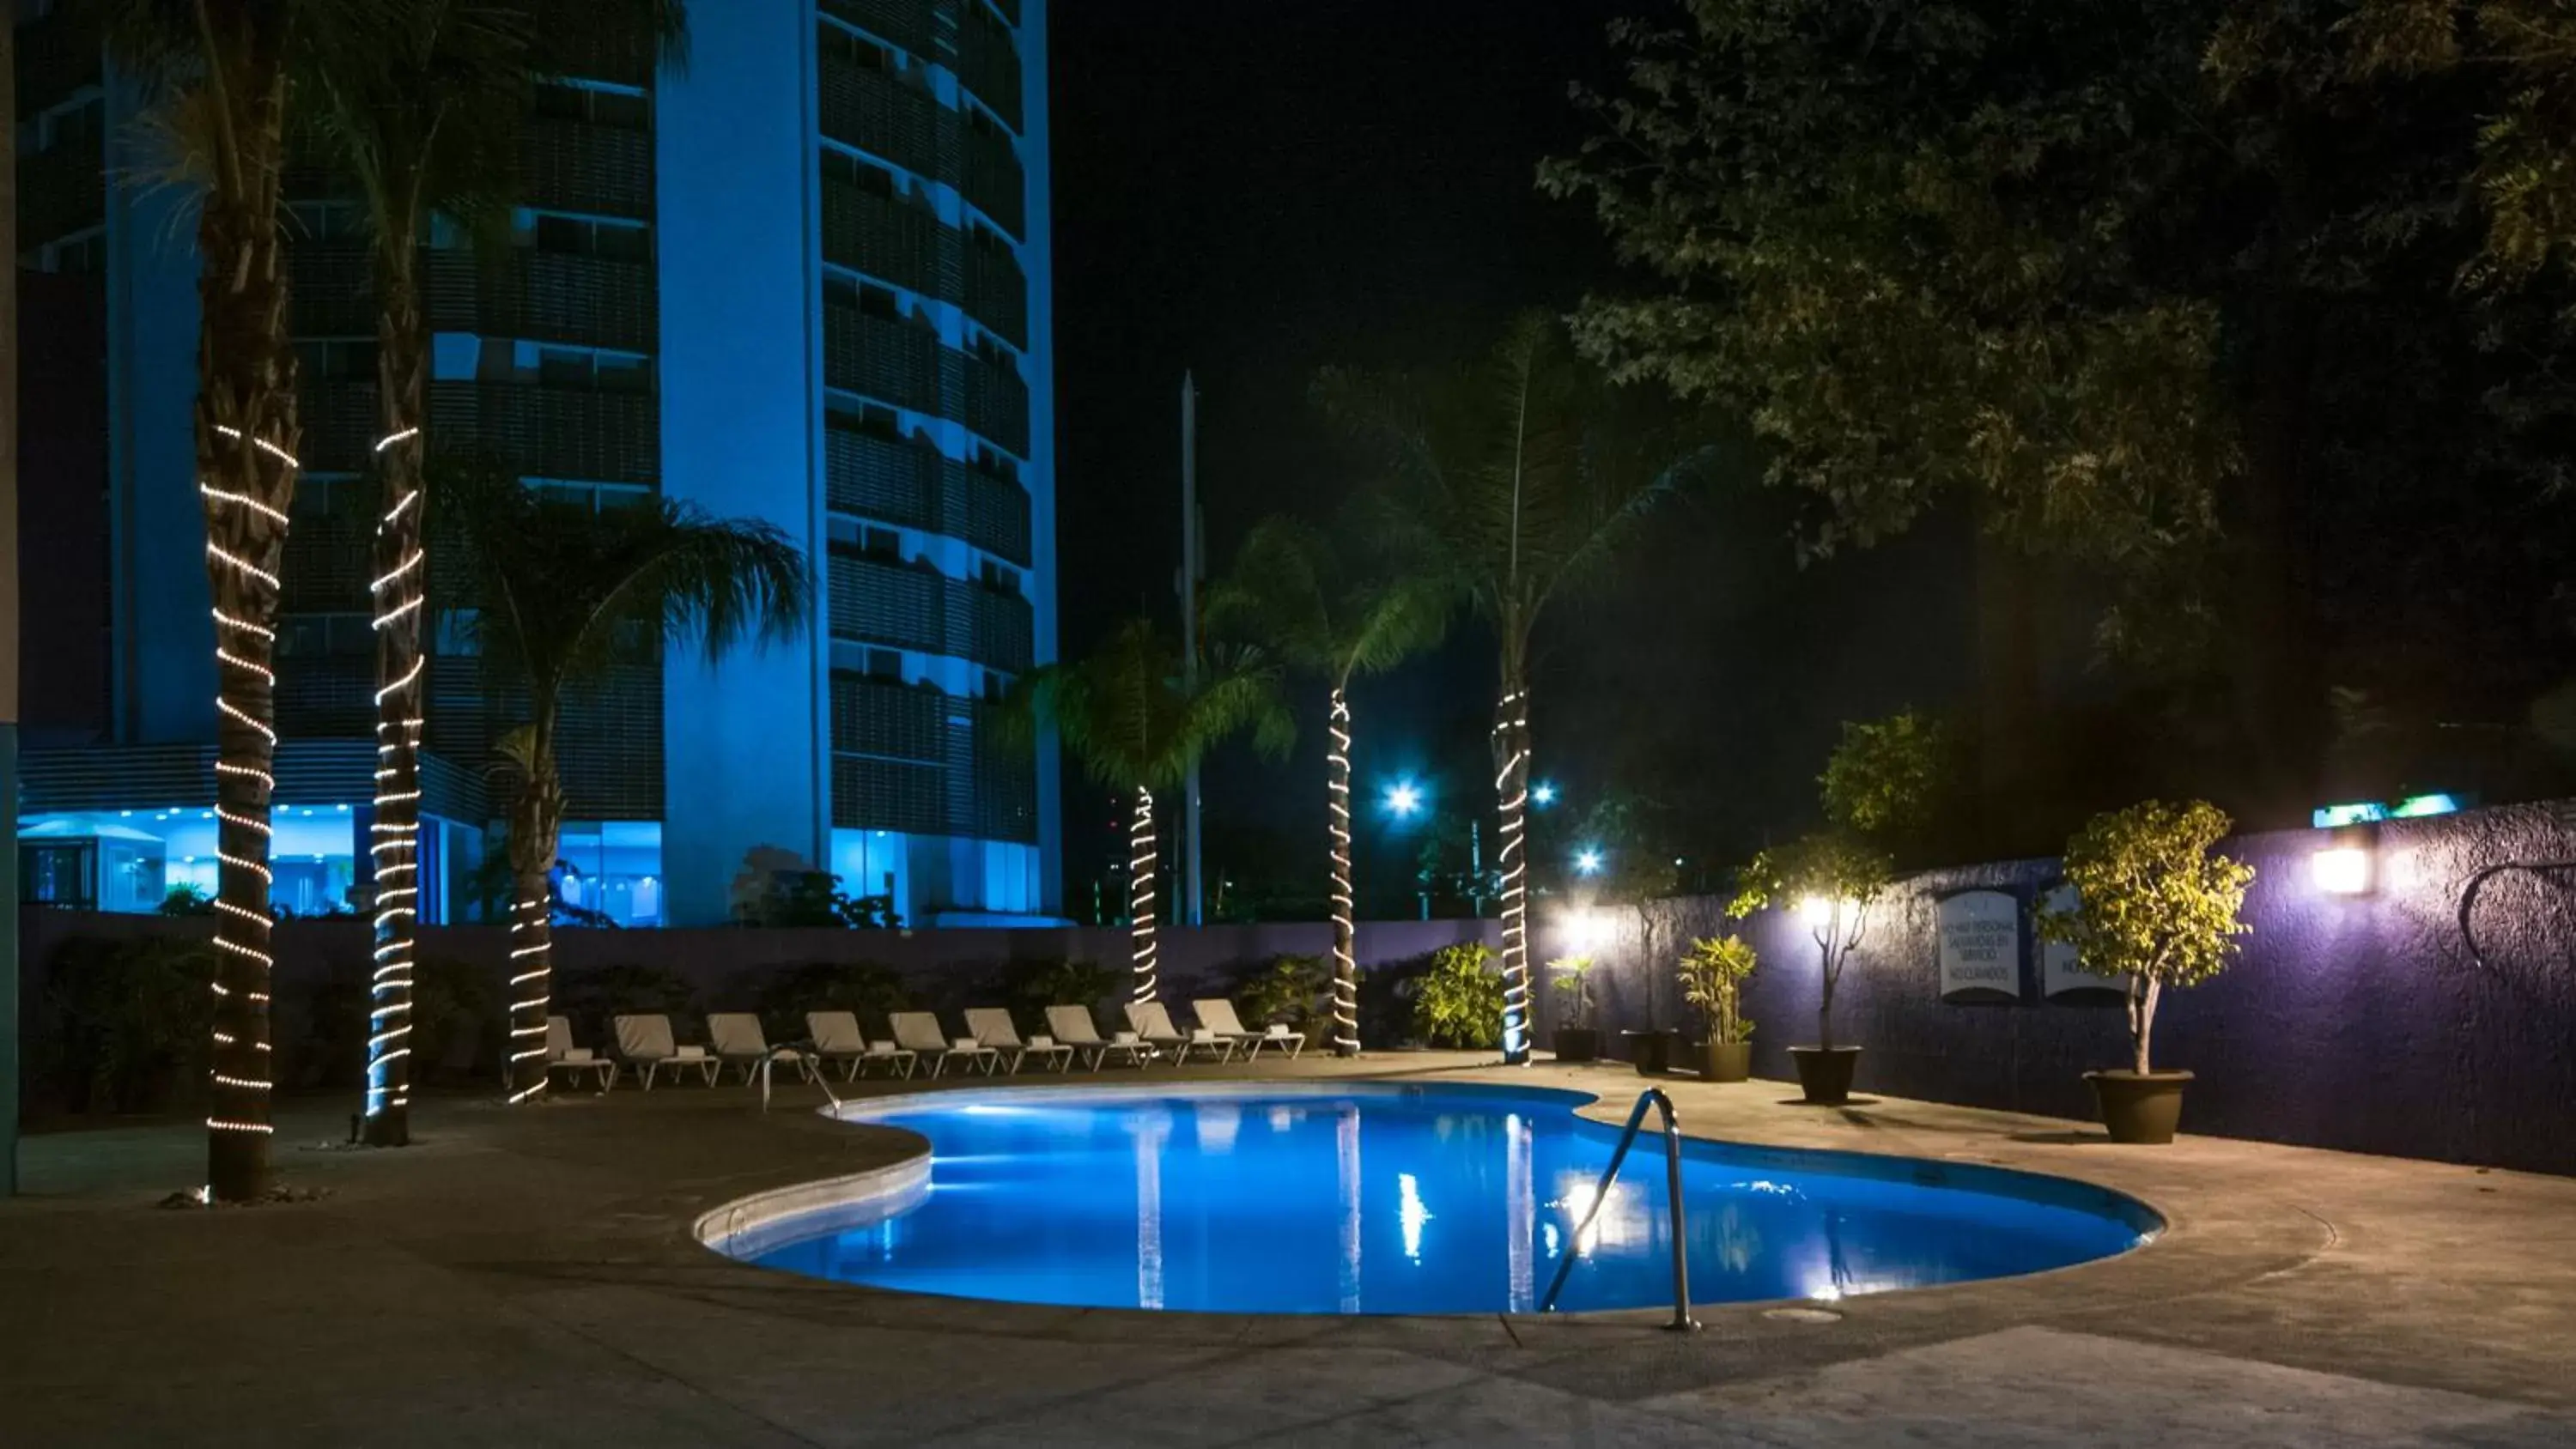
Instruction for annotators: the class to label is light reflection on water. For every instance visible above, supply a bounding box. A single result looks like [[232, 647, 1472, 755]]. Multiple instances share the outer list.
[[751, 1086, 2151, 1315]]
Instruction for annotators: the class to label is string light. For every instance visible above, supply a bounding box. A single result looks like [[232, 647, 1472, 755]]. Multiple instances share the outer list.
[[1325, 688, 1360, 1056], [201, 421, 298, 1161], [365, 423, 426, 1137], [1492, 688, 1530, 1061], [1129, 788, 1159, 1002], [505, 895, 551, 1104]]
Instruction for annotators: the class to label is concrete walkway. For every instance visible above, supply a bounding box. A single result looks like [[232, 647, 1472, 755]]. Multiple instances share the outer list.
[[4, 1056, 2573, 1447]]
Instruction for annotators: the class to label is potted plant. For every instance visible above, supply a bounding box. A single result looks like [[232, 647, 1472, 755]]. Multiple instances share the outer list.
[[1404, 943, 1507, 1049], [1547, 955, 1601, 1063], [2037, 800, 2253, 1144], [1728, 832, 1891, 1104], [1677, 935, 1757, 1082]]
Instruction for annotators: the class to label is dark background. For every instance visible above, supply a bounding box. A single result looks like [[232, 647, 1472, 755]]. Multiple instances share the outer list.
[[1047, 2, 1976, 917]]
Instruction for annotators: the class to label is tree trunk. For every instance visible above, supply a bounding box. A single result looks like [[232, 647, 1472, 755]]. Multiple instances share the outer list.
[[1326, 686, 1359, 1055], [1128, 787, 1159, 1001], [2132, 975, 2161, 1076], [197, 57, 300, 1203], [503, 712, 564, 1103], [363, 234, 427, 1145], [1817, 944, 1836, 1053], [1491, 664, 1533, 1064]]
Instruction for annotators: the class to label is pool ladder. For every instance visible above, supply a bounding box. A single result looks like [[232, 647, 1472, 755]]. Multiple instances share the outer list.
[[1539, 1087, 1701, 1331], [758, 1039, 844, 1114]]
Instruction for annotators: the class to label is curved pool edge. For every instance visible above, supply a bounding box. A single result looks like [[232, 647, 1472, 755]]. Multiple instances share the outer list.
[[692, 1077, 2172, 1313]]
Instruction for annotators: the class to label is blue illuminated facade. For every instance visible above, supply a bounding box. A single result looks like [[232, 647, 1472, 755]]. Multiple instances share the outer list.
[[11, 0, 1061, 926]]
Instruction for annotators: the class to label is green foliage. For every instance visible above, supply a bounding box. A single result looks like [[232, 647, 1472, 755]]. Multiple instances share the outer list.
[[2037, 798, 2253, 1075], [556, 962, 699, 1043], [1007, 616, 1294, 796], [1238, 954, 1330, 1038], [37, 935, 217, 1113], [756, 961, 910, 1041], [999, 958, 1118, 1035], [1406, 943, 1507, 1048], [410, 955, 498, 1083], [1820, 710, 1954, 845], [1726, 833, 1893, 924], [1541, 0, 2234, 657], [2037, 801, 2254, 991], [1206, 511, 1451, 689], [157, 884, 214, 917], [1676, 936, 1759, 1046], [1547, 955, 1596, 1031], [749, 871, 902, 930]]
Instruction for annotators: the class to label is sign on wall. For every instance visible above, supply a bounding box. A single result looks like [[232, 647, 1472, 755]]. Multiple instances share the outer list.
[[1936, 889, 2022, 1003], [2039, 884, 2132, 999]]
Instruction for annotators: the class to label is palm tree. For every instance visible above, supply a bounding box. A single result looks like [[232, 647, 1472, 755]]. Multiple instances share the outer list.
[[306, 0, 685, 1146], [442, 465, 806, 1103], [1206, 514, 1448, 1056], [1016, 618, 1291, 1000], [93, 0, 388, 1201], [1318, 312, 1709, 1064]]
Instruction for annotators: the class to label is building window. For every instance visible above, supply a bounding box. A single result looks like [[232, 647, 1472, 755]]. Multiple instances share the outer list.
[[866, 648, 903, 681], [820, 24, 892, 72], [533, 81, 650, 131], [297, 339, 378, 381], [532, 213, 651, 262]]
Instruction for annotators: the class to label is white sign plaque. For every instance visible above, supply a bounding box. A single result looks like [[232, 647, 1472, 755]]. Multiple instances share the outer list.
[[2039, 884, 2132, 998], [1936, 889, 2021, 1003]]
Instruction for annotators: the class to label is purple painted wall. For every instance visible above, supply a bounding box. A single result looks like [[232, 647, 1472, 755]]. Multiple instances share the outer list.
[[1538, 803, 2576, 1176]]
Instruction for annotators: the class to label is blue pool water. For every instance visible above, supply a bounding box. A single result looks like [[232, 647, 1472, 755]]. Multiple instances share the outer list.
[[740, 1083, 2157, 1315]]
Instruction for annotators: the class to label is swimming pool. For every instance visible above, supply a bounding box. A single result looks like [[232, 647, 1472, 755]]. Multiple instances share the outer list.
[[722, 1082, 2158, 1315]]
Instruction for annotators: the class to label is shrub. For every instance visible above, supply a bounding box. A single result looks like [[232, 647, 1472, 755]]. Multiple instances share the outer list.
[[556, 962, 699, 1045], [999, 958, 1118, 1035], [1405, 943, 1506, 1048], [1237, 954, 1328, 1040], [755, 961, 910, 1041], [1548, 955, 1596, 1031], [37, 935, 217, 1113]]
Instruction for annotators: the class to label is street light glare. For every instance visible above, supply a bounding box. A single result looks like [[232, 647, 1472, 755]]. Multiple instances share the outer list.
[[1531, 780, 1558, 807], [1385, 781, 1423, 816], [1574, 847, 1604, 876]]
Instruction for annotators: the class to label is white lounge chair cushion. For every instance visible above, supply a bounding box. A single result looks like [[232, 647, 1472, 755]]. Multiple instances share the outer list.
[[1191, 1028, 1220, 1043], [1267, 1025, 1295, 1039], [674, 1045, 709, 1060], [1029, 1034, 1056, 1049], [1113, 1030, 1139, 1044], [951, 1037, 981, 1052], [562, 1047, 600, 1064]]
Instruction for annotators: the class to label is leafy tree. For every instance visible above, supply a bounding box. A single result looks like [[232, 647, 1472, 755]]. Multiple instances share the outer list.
[[1321, 311, 1710, 1063], [1206, 511, 1449, 1055], [303, 0, 686, 1146], [1820, 709, 1963, 863], [1728, 832, 1892, 1051], [1676, 935, 1758, 1046], [91, 0, 396, 1200], [1011, 617, 1291, 999], [443, 462, 807, 1103], [1237, 954, 1331, 1044], [1546, 955, 1597, 1031], [2037, 799, 2254, 1075]]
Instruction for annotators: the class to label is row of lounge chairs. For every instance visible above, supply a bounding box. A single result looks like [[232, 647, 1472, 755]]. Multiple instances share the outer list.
[[545, 998, 1307, 1092]]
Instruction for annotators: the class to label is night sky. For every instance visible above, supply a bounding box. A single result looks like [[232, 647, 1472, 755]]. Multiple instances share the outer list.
[[1047, 3, 1978, 912]]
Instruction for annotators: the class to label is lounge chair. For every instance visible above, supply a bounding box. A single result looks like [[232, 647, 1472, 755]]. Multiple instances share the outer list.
[[545, 1015, 618, 1092], [1193, 998, 1305, 1059], [708, 1012, 817, 1086], [1129, 1000, 1232, 1064], [890, 1011, 1002, 1078], [805, 1009, 918, 1081], [1044, 1004, 1158, 1070], [964, 1008, 1077, 1075], [612, 1014, 719, 1090]]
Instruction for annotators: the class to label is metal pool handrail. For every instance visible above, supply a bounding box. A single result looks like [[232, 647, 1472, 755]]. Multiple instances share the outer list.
[[1538, 1087, 1701, 1331], [760, 1039, 843, 1114]]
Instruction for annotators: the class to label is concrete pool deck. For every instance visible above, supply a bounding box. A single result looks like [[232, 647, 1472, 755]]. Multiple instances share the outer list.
[[4, 1054, 2573, 1446]]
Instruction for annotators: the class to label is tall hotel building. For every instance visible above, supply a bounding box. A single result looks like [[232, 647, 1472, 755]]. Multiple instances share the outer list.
[[12, 0, 1062, 926]]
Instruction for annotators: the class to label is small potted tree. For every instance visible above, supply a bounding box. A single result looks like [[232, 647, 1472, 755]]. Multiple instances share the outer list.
[[1677, 935, 1757, 1082], [1728, 832, 1891, 1104], [1547, 955, 1601, 1063], [2037, 799, 2254, 1144]]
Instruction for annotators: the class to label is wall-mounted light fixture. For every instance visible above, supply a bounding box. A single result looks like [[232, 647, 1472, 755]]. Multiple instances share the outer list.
[[2312, 824, 2375, 896]]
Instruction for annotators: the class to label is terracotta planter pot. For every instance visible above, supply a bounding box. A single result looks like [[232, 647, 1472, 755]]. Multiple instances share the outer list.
[[1789, 1046, 1862, 1104], [2087, 1069, 2194, 1144], [1552, 1028, 1601, 1064], [1701, 1040, 1752, 1082]]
